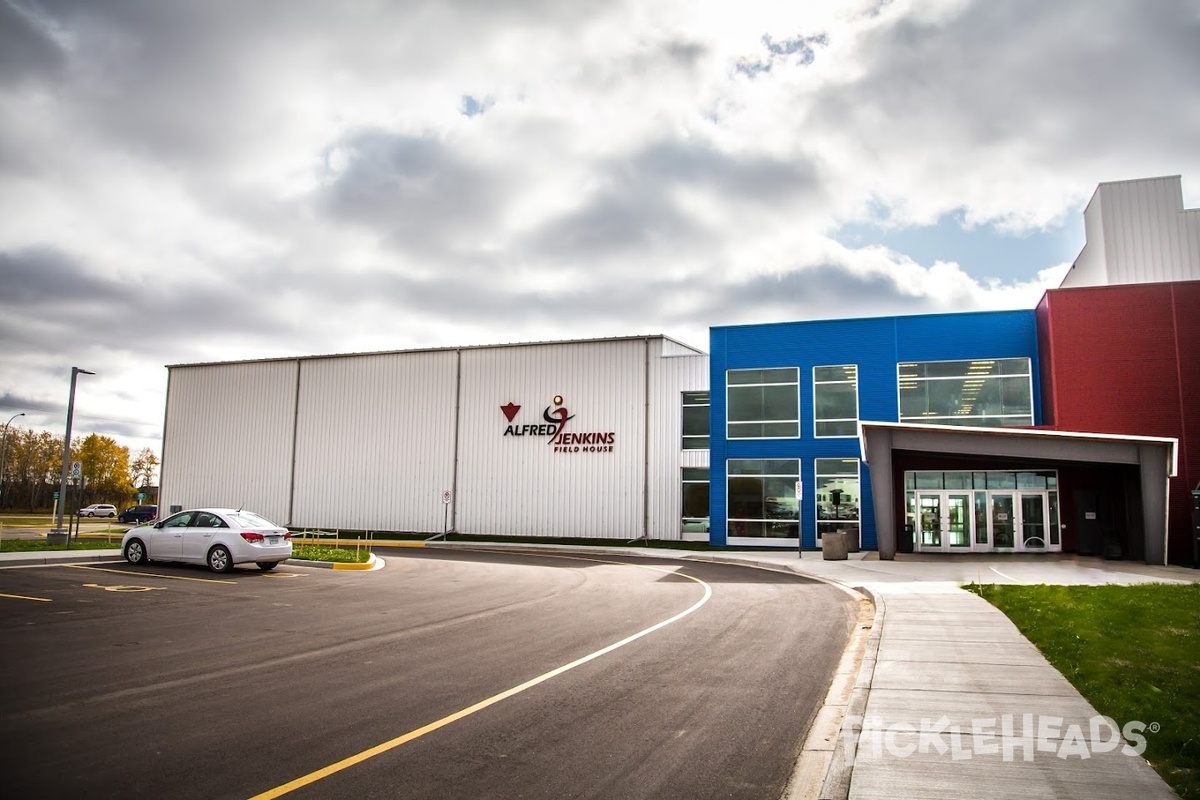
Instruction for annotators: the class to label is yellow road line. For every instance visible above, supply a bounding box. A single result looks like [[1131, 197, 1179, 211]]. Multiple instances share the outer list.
[[0, 591, 52, 602], [64, 564, 236, 584], [250, 562, 712, 799]]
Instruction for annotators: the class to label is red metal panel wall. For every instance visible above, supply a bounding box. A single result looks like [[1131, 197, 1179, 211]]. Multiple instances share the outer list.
[[1041, 280, 1200, 562], [1035, 295, 1057, 427]]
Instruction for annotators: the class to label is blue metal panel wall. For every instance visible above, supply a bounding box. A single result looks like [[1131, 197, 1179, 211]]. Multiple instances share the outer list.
[[709, 310, 1040, 549]]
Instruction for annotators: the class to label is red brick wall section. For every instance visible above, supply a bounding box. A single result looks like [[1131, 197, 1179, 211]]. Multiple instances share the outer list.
[[1041, 280, 1200, 562], [1035, 293, 1056, 427]]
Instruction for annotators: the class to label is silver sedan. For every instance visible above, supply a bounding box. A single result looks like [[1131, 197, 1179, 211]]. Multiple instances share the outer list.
[[122, 508, 292, 572]]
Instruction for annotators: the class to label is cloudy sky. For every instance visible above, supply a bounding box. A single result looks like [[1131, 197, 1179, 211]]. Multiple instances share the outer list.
[[2, 0, 1198, 458]]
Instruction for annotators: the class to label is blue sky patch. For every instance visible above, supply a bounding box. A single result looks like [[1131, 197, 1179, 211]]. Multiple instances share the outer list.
[[832, 213, 1086, 282]]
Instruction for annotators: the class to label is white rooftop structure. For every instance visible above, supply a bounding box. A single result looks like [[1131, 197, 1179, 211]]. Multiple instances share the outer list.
[[1061, 175, 1200, 288]]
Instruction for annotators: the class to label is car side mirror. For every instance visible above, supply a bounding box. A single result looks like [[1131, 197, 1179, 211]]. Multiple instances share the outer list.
[[154, 521, 164, 529]]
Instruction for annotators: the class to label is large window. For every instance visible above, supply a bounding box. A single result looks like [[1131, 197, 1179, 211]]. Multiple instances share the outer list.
[[681, 468, 709, 535], [897, 358, 1033, 427], [727, 459, 799, 539], [815, 458, 860, 541], [727, 368, 799, 439], [681, 391, 709, 450], [813, 365, 859, 437]]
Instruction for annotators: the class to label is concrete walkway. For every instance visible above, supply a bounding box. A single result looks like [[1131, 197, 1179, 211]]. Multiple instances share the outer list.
[[702, 551, 1195, 800], [3, 545, 1194, 798]]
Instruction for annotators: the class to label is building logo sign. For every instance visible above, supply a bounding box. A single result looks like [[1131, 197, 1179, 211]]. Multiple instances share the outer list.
[[501, 396, 616, 453]]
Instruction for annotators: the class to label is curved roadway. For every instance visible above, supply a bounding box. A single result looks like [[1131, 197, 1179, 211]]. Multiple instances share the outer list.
[[0, 546, 853, 799]]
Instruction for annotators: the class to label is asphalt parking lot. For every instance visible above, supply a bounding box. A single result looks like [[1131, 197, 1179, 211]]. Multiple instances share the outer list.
[[0, 547, 853, 799]]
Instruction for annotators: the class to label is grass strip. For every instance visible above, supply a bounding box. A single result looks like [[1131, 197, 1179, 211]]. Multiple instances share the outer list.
[[291, 543, 372, 564], [975, 582, 1199, 799], [0, 538, 122, 552]]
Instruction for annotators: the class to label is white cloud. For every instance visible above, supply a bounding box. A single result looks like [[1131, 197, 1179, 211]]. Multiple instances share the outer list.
[[1, 0, 1197, 456]]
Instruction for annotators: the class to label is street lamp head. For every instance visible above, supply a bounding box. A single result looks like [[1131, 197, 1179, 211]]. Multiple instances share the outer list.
[[75, 368, 95, 376]]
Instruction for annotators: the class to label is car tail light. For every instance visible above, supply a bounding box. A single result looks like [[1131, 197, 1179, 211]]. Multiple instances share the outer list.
[[240, 532, 265, 543], [284, 532, 293, 541]]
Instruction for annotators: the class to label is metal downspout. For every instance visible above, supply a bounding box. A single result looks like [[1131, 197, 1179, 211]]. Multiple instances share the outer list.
[[287, 359, 302, 526], [451, 348, 462, 533], [643, 338, 651, 541]]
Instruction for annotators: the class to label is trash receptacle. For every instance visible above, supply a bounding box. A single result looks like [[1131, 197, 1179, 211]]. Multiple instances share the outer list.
[[822, 531, 848, 561], [841, 527, 860, 553]]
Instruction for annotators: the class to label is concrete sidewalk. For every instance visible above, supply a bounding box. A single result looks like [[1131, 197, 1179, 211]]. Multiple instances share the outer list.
[[701, 551, 1194, 800]]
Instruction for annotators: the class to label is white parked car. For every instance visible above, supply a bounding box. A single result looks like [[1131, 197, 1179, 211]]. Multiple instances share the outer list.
[[121, 508, 292, 573], [79, 503, 117, 517]]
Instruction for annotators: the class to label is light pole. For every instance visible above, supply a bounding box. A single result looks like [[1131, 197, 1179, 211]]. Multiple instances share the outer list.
[[0, 411, 25, 511], [53, 368, 94, 537]]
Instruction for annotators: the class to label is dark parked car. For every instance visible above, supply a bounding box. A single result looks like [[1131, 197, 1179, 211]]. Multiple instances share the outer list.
[[119, 505, 158, 524]]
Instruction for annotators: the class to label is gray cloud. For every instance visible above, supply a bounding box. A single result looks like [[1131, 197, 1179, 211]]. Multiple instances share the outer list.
[[527, 140, 821, 259], [1, 0, 1197, 458], [0, 1, 67, 87], [319, 130, 505, 252], [811, 0, 1200, 217]]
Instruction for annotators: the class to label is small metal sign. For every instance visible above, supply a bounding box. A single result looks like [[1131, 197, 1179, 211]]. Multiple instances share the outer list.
[[70, 461, 82, 479], [442, 490, 452, 504]]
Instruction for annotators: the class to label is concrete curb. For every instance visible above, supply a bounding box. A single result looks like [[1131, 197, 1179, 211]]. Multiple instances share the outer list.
[[814, 587, 883, 800], [0, 550, 125, 567], [287, 552, 381, 571]]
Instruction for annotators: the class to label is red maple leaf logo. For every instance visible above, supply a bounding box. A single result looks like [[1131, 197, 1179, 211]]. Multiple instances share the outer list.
[[500, 403, 521, 422]]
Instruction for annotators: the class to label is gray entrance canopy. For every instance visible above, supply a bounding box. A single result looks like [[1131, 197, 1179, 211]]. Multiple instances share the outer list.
[[859, 422, 1178, 564]]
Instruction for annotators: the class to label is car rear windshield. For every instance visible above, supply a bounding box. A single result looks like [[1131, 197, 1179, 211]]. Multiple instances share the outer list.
[[226, 511, 279, 529]]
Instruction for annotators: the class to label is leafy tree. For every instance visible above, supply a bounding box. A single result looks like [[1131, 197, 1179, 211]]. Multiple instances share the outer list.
[[75, 434, 132, 506], [130, 448, 160, 489], [3, 429, 61, 512]]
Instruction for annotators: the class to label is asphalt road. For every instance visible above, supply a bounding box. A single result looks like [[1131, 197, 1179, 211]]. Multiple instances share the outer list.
[[0, 547, 853, 799]]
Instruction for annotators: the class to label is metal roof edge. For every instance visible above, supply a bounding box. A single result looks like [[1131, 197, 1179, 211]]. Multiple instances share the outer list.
[[858, 420, 1179, 476], [165, 333, 705, 370]]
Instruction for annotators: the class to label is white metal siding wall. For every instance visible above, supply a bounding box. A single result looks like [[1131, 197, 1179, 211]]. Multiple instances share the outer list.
[[454, 340, 648, 538], [1101, 176, 1198, 284], [161, 361, 298, 523], [290, 351, 459, 531], [1062, 176, 1200, 290], [1063, 192, 1109, 288], [646, 347, 710, 540]]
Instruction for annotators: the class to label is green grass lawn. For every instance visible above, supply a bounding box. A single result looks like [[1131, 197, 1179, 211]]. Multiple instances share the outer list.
[[0, 538, 122, 552], [976, 583, 1200, 799], [290, 543, 372, 563], [0, 513, 63, 527]]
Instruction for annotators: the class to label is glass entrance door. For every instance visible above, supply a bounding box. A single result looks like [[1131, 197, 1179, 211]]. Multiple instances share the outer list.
[[918, 494, 941, 549], [904, 471, 1060, 554], [991, 492, 1049, 551], [991, 494, 1015, 549], [947, 494, 971, 549], [916, 492, 972, 552], [1020, 494, 1047, 550]]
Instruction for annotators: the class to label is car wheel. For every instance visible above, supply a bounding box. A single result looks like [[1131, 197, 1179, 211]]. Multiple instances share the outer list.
[[256, 561, 278, 571], [107, 511, 116, 517], [207, 545, 234, 573], [85, 511, 95, 517], [124, 538, 148, 565]]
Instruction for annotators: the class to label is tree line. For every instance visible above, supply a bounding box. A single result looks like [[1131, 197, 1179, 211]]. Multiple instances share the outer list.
[[0, 429, 159, 513]]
